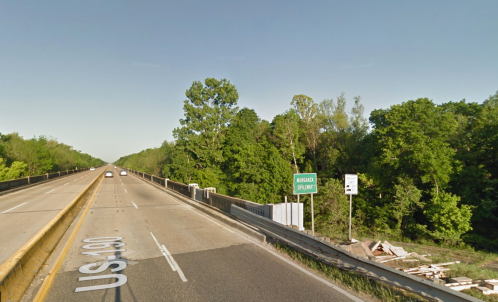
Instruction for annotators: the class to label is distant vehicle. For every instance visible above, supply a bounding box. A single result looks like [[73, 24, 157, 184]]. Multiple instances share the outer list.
[[90, 167, 95, 171], [120, 170, 127, 176], [114, 166, 117, 169], [105, 171, 114, 178]]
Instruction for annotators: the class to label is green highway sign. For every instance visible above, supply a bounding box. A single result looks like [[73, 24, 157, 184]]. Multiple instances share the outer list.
[[293, 173, 317, 195]]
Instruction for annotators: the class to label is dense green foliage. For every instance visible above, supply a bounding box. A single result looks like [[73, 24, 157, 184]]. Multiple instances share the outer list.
[[115, 77, 498, 251], [0, 133, 104, 180]]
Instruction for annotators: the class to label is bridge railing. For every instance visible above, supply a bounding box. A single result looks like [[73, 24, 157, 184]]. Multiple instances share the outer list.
[[127, 169, 267, 217], [0, 168, 93, 193]]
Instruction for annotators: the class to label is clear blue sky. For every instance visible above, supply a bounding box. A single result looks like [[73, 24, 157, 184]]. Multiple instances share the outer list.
[[1, 0, 497, 163]]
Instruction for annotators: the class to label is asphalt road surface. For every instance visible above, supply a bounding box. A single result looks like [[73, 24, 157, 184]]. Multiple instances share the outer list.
[[28, 172, 364, 301], [0, 167, 104, 265]]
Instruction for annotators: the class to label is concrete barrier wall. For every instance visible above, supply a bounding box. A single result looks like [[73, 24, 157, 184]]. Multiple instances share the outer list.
[[0, 169, 103, 302], [0, 178, 29, 191], [0, 168, 91, 193], [29, 175, 47, 184]]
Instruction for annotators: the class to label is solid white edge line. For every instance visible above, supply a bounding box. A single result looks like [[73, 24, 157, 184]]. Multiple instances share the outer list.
[[150, 232, 176, 271], [2, 202, 28, 214], [162, 244, 187, 282], [131, 201, 138, 209]]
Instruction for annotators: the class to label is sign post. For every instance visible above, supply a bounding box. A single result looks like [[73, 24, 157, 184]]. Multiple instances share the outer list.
[[294, 173, 317, 235], [345, 174, 358, 242]]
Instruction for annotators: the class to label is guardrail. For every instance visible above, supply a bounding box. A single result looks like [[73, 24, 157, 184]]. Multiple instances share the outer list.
[[126, 168, 481, 302], [0, 170, 104, 302], [231, 205, 481, 302], [0, 167, 94, 193]]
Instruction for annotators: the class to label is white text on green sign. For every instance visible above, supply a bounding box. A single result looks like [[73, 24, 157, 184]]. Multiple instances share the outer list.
[[294, 173, 317, 194]]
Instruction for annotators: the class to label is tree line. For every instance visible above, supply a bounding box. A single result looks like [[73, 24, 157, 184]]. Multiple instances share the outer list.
[[114, 78, 498, 251], [0, 133, 105, 180]]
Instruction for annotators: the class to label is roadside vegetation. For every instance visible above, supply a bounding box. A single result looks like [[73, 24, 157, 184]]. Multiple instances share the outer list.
[[0, 133, 105, 181], [273, 242, 426, 302], [116, 77, 498, 254]]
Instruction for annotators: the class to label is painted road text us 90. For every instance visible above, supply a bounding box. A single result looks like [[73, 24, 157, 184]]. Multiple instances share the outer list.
[[75, 237, 130, 292]]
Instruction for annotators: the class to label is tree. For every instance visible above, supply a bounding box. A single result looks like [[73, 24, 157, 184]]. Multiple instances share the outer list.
[[0, 160, 28, 180], [271, 110, 304, 174], [314, 178, 350, 234], [163, 145, 196, 184], [369, 98, 459, 194], [393, 176, 423, 232], [0, 133, 103, 179], [169, 78, 239, 191], [316, 93, 367, 178], [291, 94, 320, 170], [223, 108, 292, 203], [424, 190, 473, 244]]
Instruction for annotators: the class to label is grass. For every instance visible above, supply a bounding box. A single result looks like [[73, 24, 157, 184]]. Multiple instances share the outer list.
[[272, 241, 427, 302], [302, 227, 498, 301]]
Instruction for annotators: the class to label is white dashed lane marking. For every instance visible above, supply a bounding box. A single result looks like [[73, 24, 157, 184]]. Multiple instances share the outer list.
[[2, 202, 28, 214]]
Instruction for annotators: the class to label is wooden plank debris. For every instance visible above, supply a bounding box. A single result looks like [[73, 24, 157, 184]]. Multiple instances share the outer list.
[[445, 283, 478, 291], [380, 241, 394, 255], [401, 263, 455, 278], [476, 286, 498, 295], [360, 242, 375, 257], [379, 256, 408, 263], [389, 245, 408, 257], [450, 276, 471, 283], [350, 242, 373, 258], [485, 279, 498, 291], [369, 240, 381, 252]]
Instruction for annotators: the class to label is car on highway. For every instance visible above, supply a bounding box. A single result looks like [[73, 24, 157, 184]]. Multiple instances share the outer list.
[[120, 170, 127, 176], [90, 167, 95, 171], [105, 171, 113, 178]]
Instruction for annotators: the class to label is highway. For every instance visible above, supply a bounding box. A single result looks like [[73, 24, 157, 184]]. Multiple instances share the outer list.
[[0, 167, 105, 265], [2, 168, 364, 301]]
